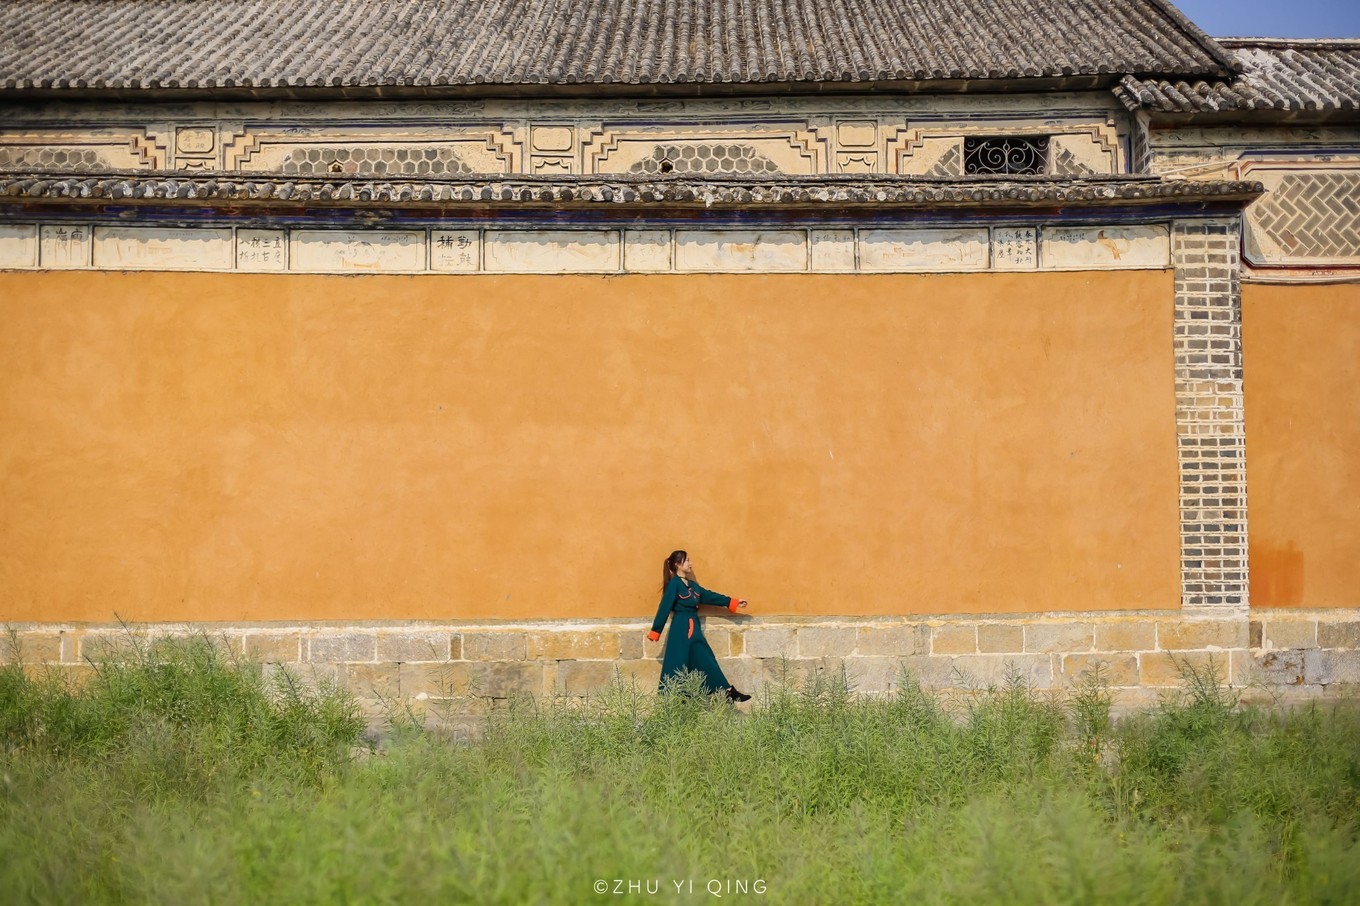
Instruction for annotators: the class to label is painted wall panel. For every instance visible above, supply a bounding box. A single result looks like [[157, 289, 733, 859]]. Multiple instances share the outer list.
[[0, 270, 1179, 622], [1245, 283, 1360, 607]]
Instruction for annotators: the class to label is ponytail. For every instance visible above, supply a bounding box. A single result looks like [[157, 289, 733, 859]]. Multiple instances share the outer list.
[[662, 549, 688, 591]]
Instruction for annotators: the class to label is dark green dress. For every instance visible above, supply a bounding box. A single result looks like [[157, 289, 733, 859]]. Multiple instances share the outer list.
[[648, 575, 739, 694]]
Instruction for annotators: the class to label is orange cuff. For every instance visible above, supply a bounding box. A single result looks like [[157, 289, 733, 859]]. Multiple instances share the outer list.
[[647, 630, 660, 642], [728, 597, 740, 613]]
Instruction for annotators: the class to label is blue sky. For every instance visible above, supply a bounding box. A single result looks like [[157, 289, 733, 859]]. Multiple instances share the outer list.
[[1171, 0, 1360, 38]]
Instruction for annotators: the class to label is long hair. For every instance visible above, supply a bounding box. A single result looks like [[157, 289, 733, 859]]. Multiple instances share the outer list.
[[662, 550, 688, 590]]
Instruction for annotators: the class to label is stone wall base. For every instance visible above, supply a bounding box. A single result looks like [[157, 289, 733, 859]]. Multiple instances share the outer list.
[[5, 611, 1358, 724]]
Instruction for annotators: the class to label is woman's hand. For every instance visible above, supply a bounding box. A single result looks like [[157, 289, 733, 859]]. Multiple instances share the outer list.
[[736, 599, 749, 609]]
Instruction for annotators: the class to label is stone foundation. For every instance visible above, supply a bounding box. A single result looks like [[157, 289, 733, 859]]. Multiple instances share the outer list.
[[6, 611, 1359, 723]]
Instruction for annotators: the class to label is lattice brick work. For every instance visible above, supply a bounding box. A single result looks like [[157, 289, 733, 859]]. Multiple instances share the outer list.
[[628, 144, 781, 175], [0, 146, 103, 169], [1249, 171, 1360, 260], [280, 146, 475, 177], [1173, 220, 1248, 609]]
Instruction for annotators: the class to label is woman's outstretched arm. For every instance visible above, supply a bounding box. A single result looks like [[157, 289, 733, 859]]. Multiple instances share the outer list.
[[695, 582, 746, 613], [647, 578, 680, 641]]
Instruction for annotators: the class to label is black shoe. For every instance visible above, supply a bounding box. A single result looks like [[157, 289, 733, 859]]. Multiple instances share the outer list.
[[726, 685, 751, 703]]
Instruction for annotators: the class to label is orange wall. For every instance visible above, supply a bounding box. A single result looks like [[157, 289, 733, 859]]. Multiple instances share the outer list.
[[0, 270, 1179, 622], [1245, 282, 1360, 607]]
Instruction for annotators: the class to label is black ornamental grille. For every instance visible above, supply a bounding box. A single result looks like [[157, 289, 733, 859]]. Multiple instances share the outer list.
[[963, 136, 1049, 176]]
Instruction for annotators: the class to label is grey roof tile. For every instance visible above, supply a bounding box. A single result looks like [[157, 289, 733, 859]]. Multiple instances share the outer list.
[[0, 171, 1264, 209], [0, 0, 1233, 94], [1117, 39, 1360, 119]]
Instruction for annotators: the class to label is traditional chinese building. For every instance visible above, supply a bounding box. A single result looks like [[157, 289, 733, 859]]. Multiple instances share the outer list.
[[1, 1, 1356, 711]]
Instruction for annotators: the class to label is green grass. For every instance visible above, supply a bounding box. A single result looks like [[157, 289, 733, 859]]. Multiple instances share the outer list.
[[2, 633, 1359, 904]]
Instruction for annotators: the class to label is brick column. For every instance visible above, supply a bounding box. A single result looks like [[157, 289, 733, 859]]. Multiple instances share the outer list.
[[1172, 219, 1249, 610]]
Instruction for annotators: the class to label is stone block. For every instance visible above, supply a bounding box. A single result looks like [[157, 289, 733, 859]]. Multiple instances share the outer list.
[[245, 632, 302, 663], [950, 655, 1054, 689], [930, 624, 977, 655], [728, 630, 744, 657], [1303, 649, 1360, 686], [1261, 620, 1316, 650], [1318, 621, 1360, 650], [797, 626, 857, 658], [977, 624, 1024, 654], [462, 631, 527, 661], [376, 632, 452, 663], [78, 633, 143, 664], [1094, 621, 1157, 652], [1139, 650, 1224, 687], [0, 631, 61, 665], [643, 633, 667, 660], [555, 660, 618, 695], [1024, 623, 1094, 653], [339, 663, 400, 699], [754, 657, 817, 689], [309, 633, 376, 663], [614, 659, 661, 690], [893, 655, 963, 690], [466, 661, 543, 699], [703, 628, 733, 658], [618, 631, 644, 660], [744, 627, 796, 658], [399, 663, 472, 698], [526, 630, 620, 661], [1157, 619, 1248, 651], [60, 631, 82, 664], [1059, 654, 1139, 687], [855, 624, 927, 657], [844, 656, 907, 693]]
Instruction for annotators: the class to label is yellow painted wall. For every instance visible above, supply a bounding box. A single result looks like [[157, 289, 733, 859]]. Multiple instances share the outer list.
[[0, 270, 1179, 622], [1245, 282, 1360, 607]]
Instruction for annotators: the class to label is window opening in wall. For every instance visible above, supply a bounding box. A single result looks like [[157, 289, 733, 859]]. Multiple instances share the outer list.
[[963, 136, 1049, 176]]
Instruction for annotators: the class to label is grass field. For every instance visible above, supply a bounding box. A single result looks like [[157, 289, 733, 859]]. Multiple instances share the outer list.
[[2, 633, 1359, 904]]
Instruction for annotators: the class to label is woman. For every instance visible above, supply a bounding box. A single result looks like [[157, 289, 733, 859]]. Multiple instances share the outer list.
[[647, 550, 752, 702]]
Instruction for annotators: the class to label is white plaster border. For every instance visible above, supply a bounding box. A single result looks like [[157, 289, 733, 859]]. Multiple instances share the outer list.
[[0, 223, 1173, 275]]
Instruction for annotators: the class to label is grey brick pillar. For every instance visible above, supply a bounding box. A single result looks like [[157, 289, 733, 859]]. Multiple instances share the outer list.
[[1172, 219, 1249, 611]]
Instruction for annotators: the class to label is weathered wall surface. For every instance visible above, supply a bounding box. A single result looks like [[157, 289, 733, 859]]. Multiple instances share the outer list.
[[0, 269, 1179, 622], [1245, 282, 1360, 607]]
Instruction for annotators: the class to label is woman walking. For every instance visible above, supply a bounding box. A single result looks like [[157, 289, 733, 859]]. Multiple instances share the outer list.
[[647, 550, 752, 702]]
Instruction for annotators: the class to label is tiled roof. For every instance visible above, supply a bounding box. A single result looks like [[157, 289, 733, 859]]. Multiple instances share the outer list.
[[1117, 39, 1360, 119], [0, 171, 1264, 209], [0, 0, 1233, 95]]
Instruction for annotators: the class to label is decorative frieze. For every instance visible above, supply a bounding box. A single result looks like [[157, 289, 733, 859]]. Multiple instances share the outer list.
[[0, 222, 1176, 275]]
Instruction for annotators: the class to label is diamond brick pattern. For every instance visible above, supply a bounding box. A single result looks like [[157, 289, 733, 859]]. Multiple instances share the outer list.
[[1250, 171, 1360, 259], [923, 144, 963, 178]]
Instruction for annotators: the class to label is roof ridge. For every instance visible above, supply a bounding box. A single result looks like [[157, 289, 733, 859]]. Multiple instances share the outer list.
[[1219, 38, 1360, 49]]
